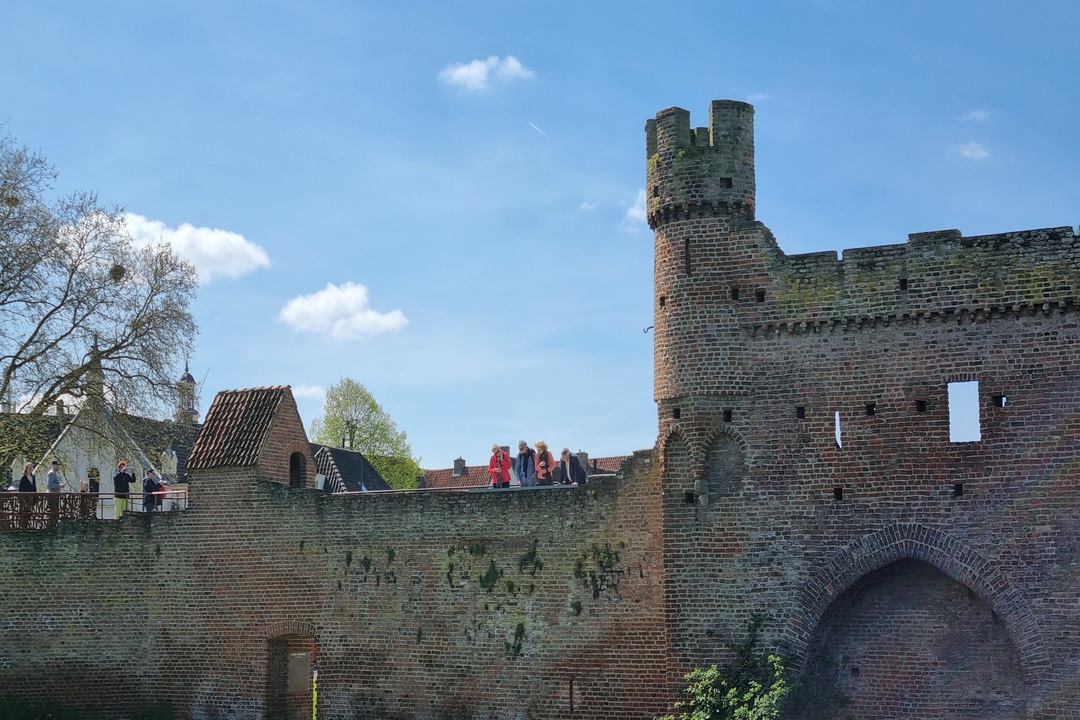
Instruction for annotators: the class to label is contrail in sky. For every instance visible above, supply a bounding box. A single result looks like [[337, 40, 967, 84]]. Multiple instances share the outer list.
[[528, 122, 548, 137]]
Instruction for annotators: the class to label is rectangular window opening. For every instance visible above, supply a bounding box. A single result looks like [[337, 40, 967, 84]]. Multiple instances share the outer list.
[[796, 406, 806, 419], [730, 287, 740, 301], [659, 295, 666, 308], [948, 380, 982, 442], [718, 177, 733, 189], [834, 411, 843, 448], [755, 289, 766, 303], [672, 407, 681, 419], [833, 487, 844, 501], [865, 402, 876, 416], [684, 490, 697, 505], [991, 394, 1006, 408], [684, 238, 692, 276], [899, 278, 909, 291], [723, 409, 733, 423], [915, 399, 927, 413], [953, 483, 964, 497]]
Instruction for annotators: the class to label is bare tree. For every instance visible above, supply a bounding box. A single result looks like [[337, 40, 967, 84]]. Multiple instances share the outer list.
[[0, 131, 198, 468]]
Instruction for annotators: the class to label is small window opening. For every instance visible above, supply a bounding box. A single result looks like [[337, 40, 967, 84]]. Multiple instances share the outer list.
[[834, 411, 843, 448], [672, 407, 681, 419], [723, 409, 733, 423], [730, 287, 740, 301], [684, 491, 697, 505], [652, 185, 659, 198], [833, 487, 844, 501], [796, 406, 806, 419], [948, 380, 982, 442], [991, 394, 1006, 408], [851, 667, 861, 678], [915, 399, 927, 413], [289, 452, 305, 488], [755, 289, 766, 303], [953, 483, 964, 497], [659, 295, 666, 308], [718, 177, 733, 189], [865, 402, 876, 416], [899, 278, 908, 291], [684, 238, 692, 276]]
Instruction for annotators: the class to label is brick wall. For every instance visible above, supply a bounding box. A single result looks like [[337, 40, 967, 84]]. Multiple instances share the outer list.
[[0, 450, 672, 719], [649, 100, 1080, 718]]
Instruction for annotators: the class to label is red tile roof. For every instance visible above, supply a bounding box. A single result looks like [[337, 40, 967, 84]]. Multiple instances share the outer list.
[[187, 386, 289, 470], [422, 455, 630, 489]]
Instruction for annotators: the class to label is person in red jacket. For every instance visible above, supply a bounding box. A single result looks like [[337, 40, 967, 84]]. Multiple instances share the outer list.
[[488, 444, 512, 488]]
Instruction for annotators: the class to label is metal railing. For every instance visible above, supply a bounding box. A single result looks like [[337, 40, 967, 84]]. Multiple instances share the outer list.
[[0, 488, 189, 532]]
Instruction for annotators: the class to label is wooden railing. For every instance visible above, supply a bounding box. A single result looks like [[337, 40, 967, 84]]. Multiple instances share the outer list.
[[0, 488, 189, 532]]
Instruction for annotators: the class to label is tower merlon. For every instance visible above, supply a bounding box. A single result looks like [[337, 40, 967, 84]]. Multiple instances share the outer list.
[[646, 100, 756, 227]]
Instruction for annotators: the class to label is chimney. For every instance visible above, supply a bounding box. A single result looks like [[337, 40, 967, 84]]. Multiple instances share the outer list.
[[452, 457, 466, 477]]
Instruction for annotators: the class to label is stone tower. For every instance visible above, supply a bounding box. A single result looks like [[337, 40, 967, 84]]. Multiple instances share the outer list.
[[647, 100, 780, 494], [176, 363, 198, 424]]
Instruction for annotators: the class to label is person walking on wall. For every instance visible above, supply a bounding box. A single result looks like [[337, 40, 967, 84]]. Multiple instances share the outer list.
[[488, 444, 512, 489], [19, 463, 38, 492], [515, 441, 537, 488], [46, 460, 62, 493], [535, 441, 555, 486], [112, 461, 135, 518], [17, 463, 37, 529], [143, 468, 163, 512], [560, 448, 587, 485]]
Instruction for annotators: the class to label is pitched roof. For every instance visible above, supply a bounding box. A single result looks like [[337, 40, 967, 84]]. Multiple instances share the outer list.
[[187, 386, 288, 470], [312, 444, 392, 492], [422, 463, 490, 489], [421, 454, 630, 489]]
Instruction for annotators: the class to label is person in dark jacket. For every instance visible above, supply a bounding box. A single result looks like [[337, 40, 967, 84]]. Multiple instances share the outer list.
[[143, 469, 163, 512], [559, 448, 587, 485], [113, 461, 135, 518], [18, 463, 38, 492], [515, 441, 536, 487]]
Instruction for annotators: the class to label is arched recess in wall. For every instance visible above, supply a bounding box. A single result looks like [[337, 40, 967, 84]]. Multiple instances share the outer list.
[[786, 523, 1048, 683], [700, 427, 748, 506], [289, 452, 305, 488], [661, 428, 692, 497], [265, 620, 318, 720], [791, 559, 1027, 720]]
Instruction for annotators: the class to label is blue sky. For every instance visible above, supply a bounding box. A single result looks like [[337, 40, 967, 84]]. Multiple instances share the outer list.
[[2, 1, 1077, 469]]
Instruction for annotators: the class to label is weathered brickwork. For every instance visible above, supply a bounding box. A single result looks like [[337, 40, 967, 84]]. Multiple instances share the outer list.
[[0, 435, 670, 719], [650, 100, 1080, 718], [1, 100, 1077, 719]]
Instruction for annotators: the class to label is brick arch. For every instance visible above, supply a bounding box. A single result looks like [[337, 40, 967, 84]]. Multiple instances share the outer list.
[[263, 619, 318, 640], [659, 425, 690, 476], [698, 426, 748, 477], [786, 523, 1049, 682]]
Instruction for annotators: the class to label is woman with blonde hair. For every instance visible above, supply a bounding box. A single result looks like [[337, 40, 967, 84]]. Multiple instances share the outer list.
[[535, 441, 555, 486], [18, 463, 37, 492]]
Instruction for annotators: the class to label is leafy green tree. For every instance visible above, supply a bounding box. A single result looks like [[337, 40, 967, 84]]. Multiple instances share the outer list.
[[659, 615, 789, 720], [309, 377, 420, 489], [0, 131, 198, 471]]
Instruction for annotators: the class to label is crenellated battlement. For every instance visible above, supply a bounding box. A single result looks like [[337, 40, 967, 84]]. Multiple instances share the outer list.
[[645, 100, 756, 226]]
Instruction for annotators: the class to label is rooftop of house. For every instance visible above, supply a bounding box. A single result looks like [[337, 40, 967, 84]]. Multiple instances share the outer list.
[[422, 453, 630, 489], [188, 386, 289, 470], [312, 443, 392, 492]]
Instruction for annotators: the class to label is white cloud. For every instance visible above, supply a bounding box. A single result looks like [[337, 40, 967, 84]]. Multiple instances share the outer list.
[[747, 93, 770, 102], [624, 188, 647, 225], [953, 141, 990, 160], [125, 213, 270, 282], [579, 201, 596, 211], [291, 384, 326, 400], [438, 55, 534, 93], [279, 282, 408, 340], [962, 109, 990, 122]]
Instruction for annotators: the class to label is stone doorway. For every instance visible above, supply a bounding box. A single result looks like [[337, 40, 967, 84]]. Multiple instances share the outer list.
[[268, 634, 315, 720]]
